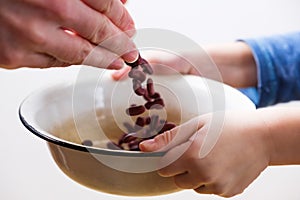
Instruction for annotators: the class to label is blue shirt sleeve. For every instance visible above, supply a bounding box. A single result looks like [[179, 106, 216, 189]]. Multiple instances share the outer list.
[[239, 32, 300, 108]]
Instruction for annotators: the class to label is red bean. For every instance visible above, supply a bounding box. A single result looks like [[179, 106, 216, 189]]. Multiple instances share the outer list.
[[150, 92, 160, 99], [106, 54, 178, 151], [141, 60, 153, 75], [155, 98, 165, 107], [135, 117, 145, 127], [133, 79, 145, 96], [128, 140, 141, 151], [158, 122, 176, 134], [126, 105, 145, 116], [122, 134, 138, 143], [129, 69, 146, 82], [145, 98, 165, 110], [145, 116, 151, 125], [147, 78, 155, 96], [81, 140, 93, 146]]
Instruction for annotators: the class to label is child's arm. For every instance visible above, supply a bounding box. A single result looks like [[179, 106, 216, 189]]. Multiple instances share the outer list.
[[139, 107, 300, 197]]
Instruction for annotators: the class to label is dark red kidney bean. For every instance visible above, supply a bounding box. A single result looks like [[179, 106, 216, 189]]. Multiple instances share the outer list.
[[146, 78, 155, 96], [133, 79, 145, 96], [145, 116, 151, 125], [150, 92, 160, 99], [141, 62, 153, 75], [143, 90, 152, 101], [135, 117, 145, 127], [81, 140, 93, 146], [122, 134, 138, 143], [137, 55, 147, 65], [128, 140, 141, 151], [158, 122, 176, 134], [129, 69, 146, 82], [126, 105, 145, 116], [154, 98, 165, 107], [107, 141, 123, 150], [145, 98, 164, 110], [144, 101, 152, 110], [134, 87, 146, 96]]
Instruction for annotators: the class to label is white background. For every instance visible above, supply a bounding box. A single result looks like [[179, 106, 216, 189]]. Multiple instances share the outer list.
[[1, 0, 300, 199]]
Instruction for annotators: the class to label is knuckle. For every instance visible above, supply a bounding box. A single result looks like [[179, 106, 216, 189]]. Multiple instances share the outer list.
[[91, 18, 111, 43], [71, 42, 93, 64], [26, 23, 47, 46]]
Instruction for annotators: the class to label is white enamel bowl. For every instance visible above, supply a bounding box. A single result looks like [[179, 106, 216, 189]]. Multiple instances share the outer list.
[[19, 71, 255, 196]]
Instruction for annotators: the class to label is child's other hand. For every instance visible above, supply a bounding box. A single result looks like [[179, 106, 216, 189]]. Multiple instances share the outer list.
[[111, 51, 209, 81], [140, 110, 271, 197]]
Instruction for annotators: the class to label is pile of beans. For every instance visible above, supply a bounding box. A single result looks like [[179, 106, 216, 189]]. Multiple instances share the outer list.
[[82, 54, 176, 150]]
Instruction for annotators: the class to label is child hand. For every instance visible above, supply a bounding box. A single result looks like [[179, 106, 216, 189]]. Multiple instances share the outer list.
[[111, 51, 206, 80], [140, 110, 271, 197]]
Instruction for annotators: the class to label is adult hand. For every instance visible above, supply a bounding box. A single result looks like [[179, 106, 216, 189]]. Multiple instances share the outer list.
[[0, 0, 138, 69], [140, 110, 271, 197]]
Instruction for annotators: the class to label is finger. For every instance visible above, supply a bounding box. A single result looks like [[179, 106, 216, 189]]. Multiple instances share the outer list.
[[58, 1, 138, 62], [140, 116, 203, 152], [173, 172, 205, 189], [5, 52, 69, 69], [82, 0, 135, 36], [22, 53, 69, 68], [111, 65, 131, 81], [83, 46, 125, 69], [39, 28, 124, 69], [157, 126, 208, 172]]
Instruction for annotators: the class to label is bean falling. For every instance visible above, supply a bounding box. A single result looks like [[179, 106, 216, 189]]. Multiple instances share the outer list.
[[105, 54, 176, 151]]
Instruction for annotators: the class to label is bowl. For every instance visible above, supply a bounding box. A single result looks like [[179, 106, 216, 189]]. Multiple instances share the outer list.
[[19, 69, 255, 196]]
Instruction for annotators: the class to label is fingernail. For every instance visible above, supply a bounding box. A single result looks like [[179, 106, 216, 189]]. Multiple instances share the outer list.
[[139, 139, 155, 152], [124, 50, 139, 63]]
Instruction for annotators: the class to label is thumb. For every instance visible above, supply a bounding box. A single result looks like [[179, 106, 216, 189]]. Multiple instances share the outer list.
[[139, 116, 203, 152]]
